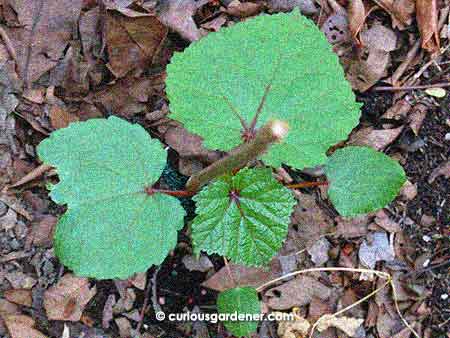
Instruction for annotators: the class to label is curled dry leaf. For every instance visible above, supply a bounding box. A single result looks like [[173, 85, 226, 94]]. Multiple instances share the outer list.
[[348, 0, 366, 45], [157, 0, 208, 41], [264, 276, 332, 310], [44, 274, 96, 321], [428, 160, 450, 183], [372, 0, 415, 30], [276, 313, 311, 338], [316, 314, 364, 337], [226, 0, 264, 18], [416, 0, 440, 53], [4, 315, 48, 338]]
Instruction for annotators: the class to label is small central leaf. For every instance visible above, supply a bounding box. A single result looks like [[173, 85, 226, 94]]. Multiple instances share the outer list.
[[192, 168, 296, 266], [38, 117, 185, 279]]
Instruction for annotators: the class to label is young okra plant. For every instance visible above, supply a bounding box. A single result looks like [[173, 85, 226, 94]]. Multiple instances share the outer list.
[[37, 10, 406, 337]]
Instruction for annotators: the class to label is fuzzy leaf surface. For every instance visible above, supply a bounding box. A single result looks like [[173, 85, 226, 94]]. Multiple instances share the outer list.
[[166, 10, 361, 169], [325, 146, 406, 216], [38, 117, 185, 279], [217, 287, 261, 337], [192, 168, 296, 266]]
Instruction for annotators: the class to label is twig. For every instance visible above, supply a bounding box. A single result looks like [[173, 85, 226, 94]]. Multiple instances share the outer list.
[[8, 164, 53, 189], [136, 270, 154, 333], [373, 82, 450, 91], [186, 120, 289, 192], [287, 181, 328, 189]]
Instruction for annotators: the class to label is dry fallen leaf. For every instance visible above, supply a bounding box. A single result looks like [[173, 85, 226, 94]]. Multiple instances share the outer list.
[[4, 315, 48, 338], [44, 274, 96, 321], [264, 276, 332, 310], [348, 0, 366, 45], [336, 215, 370, 238], [49, 104, 79, 130], [105, 12, 167, 77], [358, 232, 395, 269], [182, 254, 214, 272], [416, 0, 440, 53], [157, 0, 208, 41], [226, 0, 264, 18], [428, 160, 450, 183], [348, 126, 404, 150], [276, 312, 311, 338], [266, 0, 318, 14], [372, 0, 415, 30], [202, 263, 278, 292], [316, 314, 364, 337], [4, 289, 32, 307]]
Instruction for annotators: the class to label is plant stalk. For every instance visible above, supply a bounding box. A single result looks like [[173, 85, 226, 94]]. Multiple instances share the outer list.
[[185, 120, 289, 192]]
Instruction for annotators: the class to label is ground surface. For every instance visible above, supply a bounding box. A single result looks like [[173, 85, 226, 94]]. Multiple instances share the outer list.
[[0, 1, 449, 338]]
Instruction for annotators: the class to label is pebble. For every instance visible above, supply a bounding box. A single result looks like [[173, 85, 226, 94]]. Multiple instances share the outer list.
[[445, 132, 450, 141], [422, 235, 432, 242], [441, 294, 449, 300], [422, 258, 431, 267]]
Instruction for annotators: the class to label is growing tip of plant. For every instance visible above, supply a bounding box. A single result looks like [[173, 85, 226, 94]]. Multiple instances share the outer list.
[[185, 119, 289, 192]]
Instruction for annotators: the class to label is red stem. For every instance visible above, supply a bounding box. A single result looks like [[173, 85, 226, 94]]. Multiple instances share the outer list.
[[145, 187, 195, 197]]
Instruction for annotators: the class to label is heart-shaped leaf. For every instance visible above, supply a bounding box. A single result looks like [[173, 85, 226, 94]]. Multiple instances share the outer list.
[[166, 10, 361, 169], [38, 117, 185, 279], [192, 168, 296, 266], [217, 287, 261, 337], [325, 146, 406, 216]]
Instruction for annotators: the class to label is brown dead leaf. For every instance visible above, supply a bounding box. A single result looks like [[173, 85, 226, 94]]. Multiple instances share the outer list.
[[226, 1, 264, 18], [201, 14, 227, 32], [44, 274, 96, 321], [277, 313, 311, 338], [128, 272, 147, 290], [202, 263, 278, 292], [4, 315, 48, 338], [28, 214, 56, 247], [316, 314, 364, 337], [4, 289, 32, 307], [428, 160, 450, 183], [374, 210, 402, 233], [115, 317, 132, 337], [266, 0, 318, 14], [49, 104, 79, 130], [417, 0, 440, 53], [372, 0, 415, 30], [105, 12, 167, 77], [289, 193, 333, 250], [336, 215, 369, 238], [264, 276, 332, 310], [102, 294, 116, 329], [5, 0, 83, 86], [348, 126, 403, 150], [346, 23, 397, 92], [157, 0, 208, 41]]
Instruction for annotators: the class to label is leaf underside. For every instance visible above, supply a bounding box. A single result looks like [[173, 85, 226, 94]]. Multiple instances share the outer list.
[[166, 10, 361, 169], [192, 168, 296, 266], [325, 146, 406, 216], [217, 287, 261, 337], [38, 117, 185, 279]]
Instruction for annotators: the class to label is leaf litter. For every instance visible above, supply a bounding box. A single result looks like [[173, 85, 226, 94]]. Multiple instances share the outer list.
[[0, 0, 449, 337]]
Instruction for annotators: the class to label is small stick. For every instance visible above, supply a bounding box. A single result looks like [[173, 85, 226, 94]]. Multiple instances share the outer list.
[[186, 120, 289, 192], [8, 164, 53, 188], [287, 181, 328, 189], [373, 82, 450, 91], [0, 26, 19, 73]]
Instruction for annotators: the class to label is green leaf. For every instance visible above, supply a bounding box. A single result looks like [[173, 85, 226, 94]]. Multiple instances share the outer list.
[[38, 117, 185, 279], [166, 10, 361, 169], [192, 168, 296, 266], [217, 287, 261, 337], [324, 146, 406, 216]]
